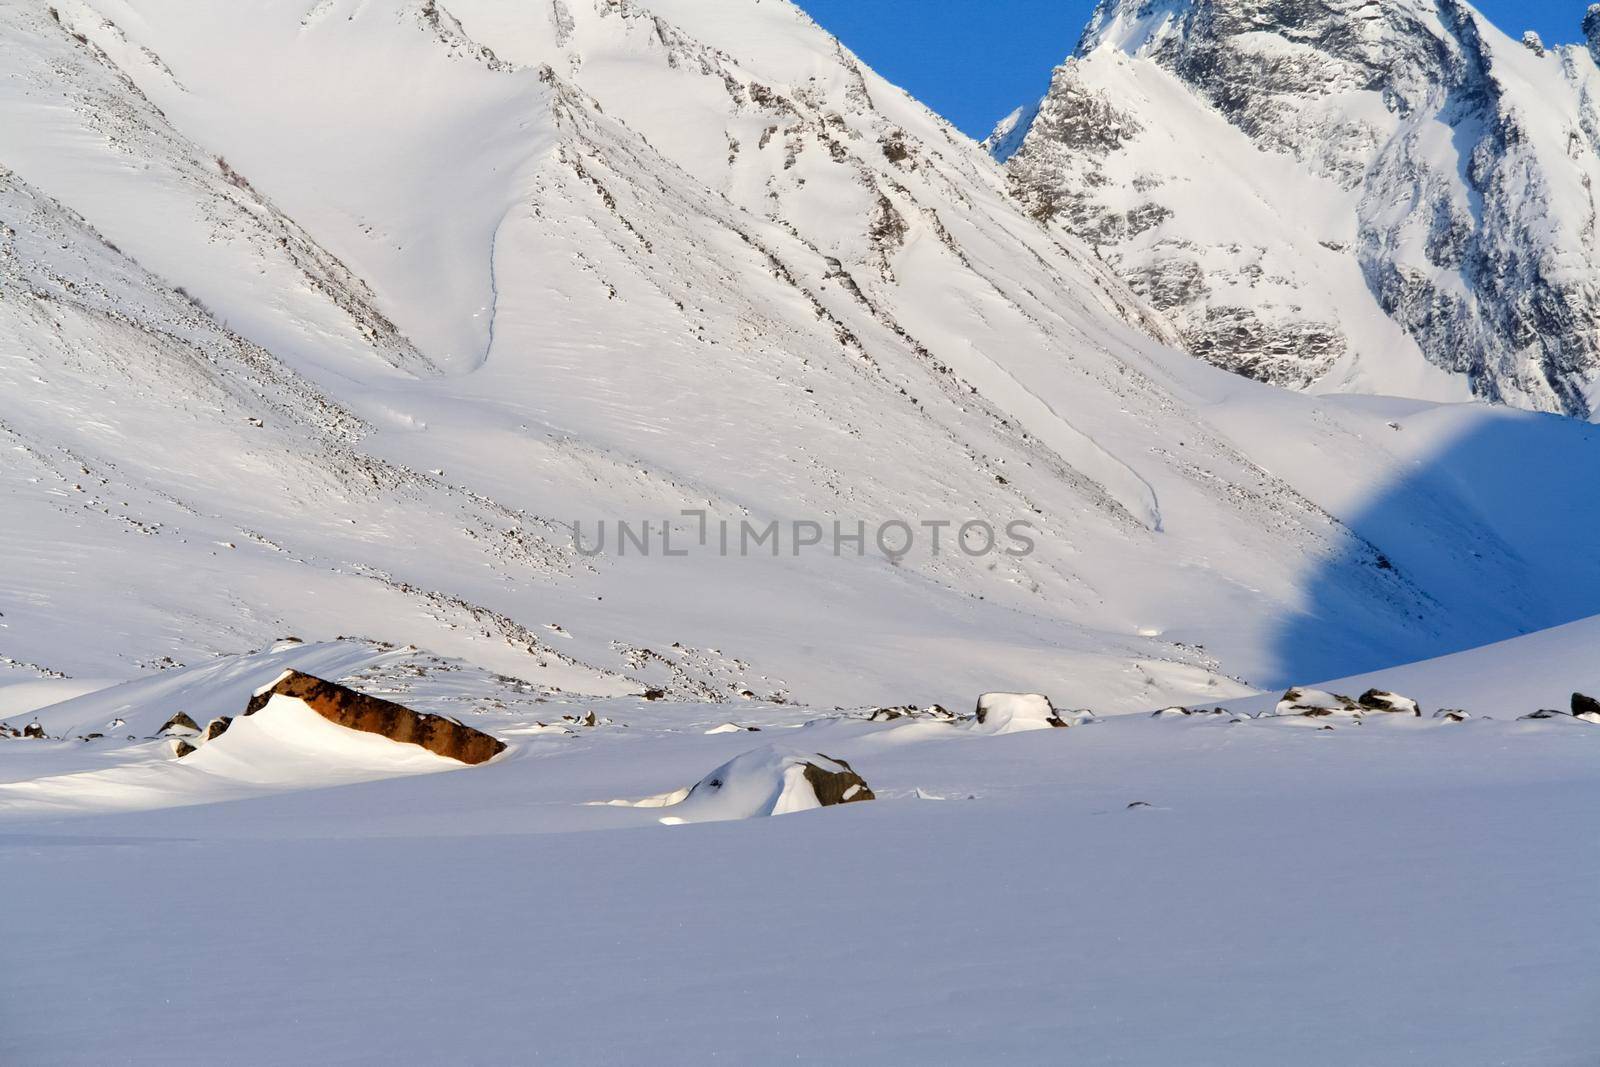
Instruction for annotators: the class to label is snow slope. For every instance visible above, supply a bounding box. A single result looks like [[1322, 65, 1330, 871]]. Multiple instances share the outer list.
[[994, 0, 1600, 416], [4, 0, 1600, 709]]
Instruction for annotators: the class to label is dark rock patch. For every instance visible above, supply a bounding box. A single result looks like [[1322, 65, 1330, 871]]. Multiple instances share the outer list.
[[158, 712, 199, 735], [1358, 689, 1421, 715], [245, 671, 506, 765], [800, 754, 875, 806]]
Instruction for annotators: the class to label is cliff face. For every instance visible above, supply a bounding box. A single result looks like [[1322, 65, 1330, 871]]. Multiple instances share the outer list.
[[993, 0, 1600, 416]]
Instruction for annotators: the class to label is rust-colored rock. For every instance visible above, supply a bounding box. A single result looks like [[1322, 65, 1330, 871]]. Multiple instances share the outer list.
[[244, 671, 506, 765]]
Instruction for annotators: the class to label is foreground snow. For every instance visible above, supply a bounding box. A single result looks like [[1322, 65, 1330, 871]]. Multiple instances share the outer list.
[[1, 629, 1597, 1062]]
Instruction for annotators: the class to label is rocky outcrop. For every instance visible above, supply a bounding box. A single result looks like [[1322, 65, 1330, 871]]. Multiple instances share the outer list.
[[1274, 687, 1422, 717], [1275, 688, 1362, 717], [868, 704, 956, 722], [158, 712, 200, 735], [244, 671, 506, 765], [994, 0, 1600, 415], [1358, 690, 1422, 716], [799, 756, 876, 807]]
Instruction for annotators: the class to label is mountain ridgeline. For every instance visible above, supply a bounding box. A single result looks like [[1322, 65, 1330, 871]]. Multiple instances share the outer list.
[[5, 0, 1600, 706]]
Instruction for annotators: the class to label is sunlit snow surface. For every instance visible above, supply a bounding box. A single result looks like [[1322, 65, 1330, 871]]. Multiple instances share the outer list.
[[1, 632, 1598, 1062]]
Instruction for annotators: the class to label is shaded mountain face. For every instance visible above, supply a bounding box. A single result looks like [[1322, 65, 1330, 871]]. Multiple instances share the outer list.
[[5, 0, 1600, 706], [992, 0, 1600, 417]]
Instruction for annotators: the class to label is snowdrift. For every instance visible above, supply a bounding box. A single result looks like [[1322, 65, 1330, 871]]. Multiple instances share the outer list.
[[620, 747, 875, 824]]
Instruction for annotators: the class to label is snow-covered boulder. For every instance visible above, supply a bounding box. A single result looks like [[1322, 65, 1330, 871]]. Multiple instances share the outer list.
[[1434, 709, 1471, 723], [1151, 706, 1189, 719], [869, 705, 955, 723], [1274, 688, 1361, 717], [1517, 707, 1600, 725], [243, 671, 505, 765], [974, 693, 1070, 732], [157, 712, 200, 736], [651, 748, 875, 824], [1357, 690, 1421, 716]]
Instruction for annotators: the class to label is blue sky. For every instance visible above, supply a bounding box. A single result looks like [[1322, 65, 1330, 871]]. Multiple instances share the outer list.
[[796, 1, 1589, 138]]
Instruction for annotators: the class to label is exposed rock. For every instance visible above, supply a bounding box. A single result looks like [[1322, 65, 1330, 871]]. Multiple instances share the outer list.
[[869, 704, 917, 721], [1151, 706, 1190, 718], [1434, 709, 1471, 723], [22, 721, 46, 739], [203, 717, 232, 741], [1520, 31, 1545, 57], [171, 738, 196, 758], [974, 692, 1070, 731], [801, 755, 875, 807], [1571, 693, 1600, 725], [157, 712, 200, 735], [1275, 688, 1361, 717], [244, 671, 506, 765], [1357, 689, 1421, 716], [1519, 708, 1571, 720], [1587, 5, 1600, 65], [869, 704, 956, 723]]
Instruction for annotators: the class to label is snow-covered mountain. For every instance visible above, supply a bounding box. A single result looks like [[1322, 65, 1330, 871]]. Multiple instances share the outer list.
[[4, 0, 1600, 710], [5, 5, 1600, 1059], [991, 0, 1600, 417]]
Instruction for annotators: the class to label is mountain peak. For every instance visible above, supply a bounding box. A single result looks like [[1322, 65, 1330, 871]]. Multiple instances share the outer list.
[[995, 0, 1600, 417]]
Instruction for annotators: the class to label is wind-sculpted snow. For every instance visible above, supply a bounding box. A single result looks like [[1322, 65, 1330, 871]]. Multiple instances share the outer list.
[[2, 632, 1599, 1060], [995, 0, 1600, 417]]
